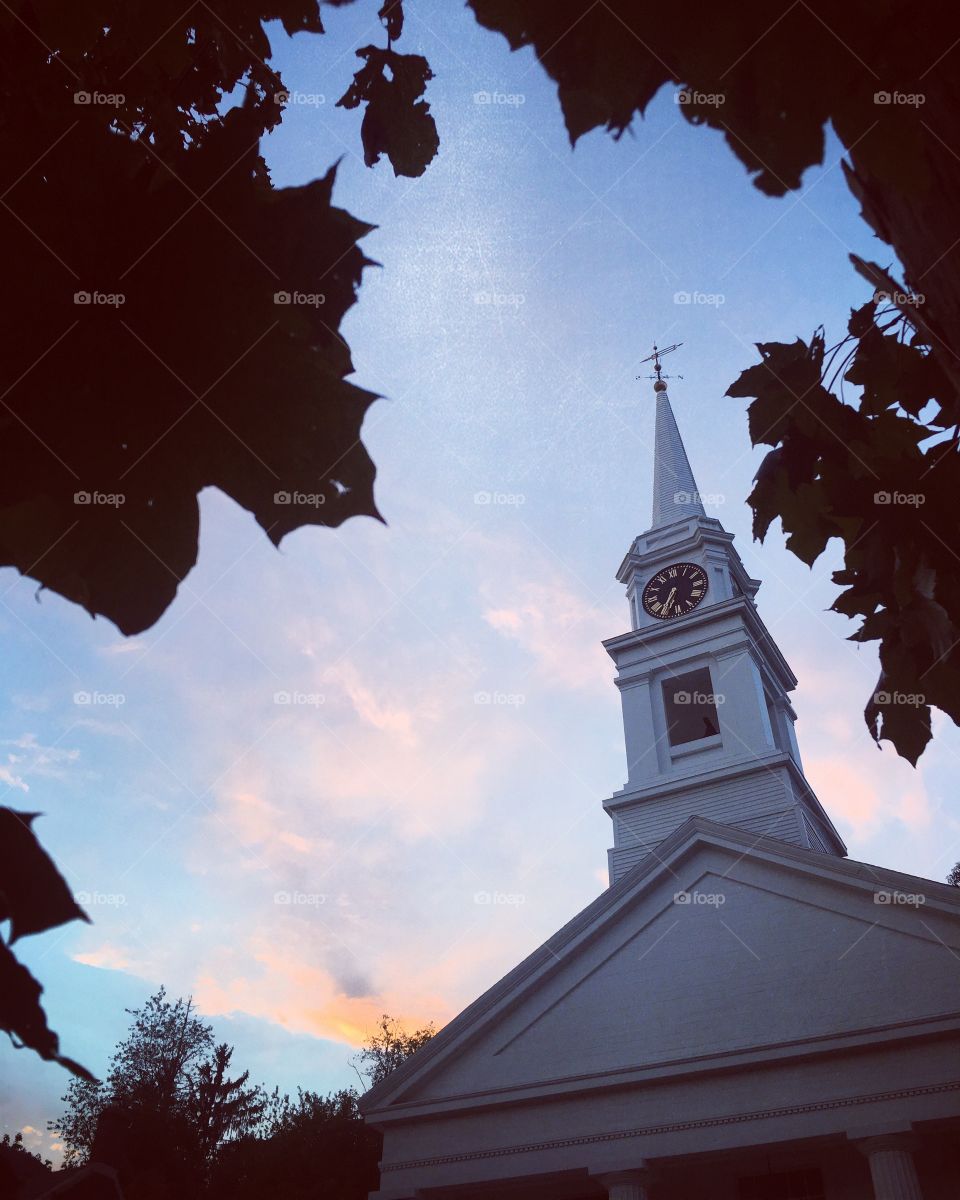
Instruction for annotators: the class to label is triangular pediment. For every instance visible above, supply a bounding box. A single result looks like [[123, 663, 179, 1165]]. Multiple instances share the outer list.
[[362, 819, 960, 1117]]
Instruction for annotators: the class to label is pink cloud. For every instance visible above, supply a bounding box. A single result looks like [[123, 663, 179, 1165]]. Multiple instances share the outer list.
[[74, 942, 134, 972], [483, 581, 613, 691]]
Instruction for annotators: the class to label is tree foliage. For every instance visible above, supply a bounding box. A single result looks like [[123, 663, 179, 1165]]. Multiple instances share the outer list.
[[727, 281, 958, 765], [0, 1128, 53, 1185], [209, 1088, 379, 1200], [0, 0, 436, 1081], [51, 988, 265, 1185], [353, 1012, 435, 1088], [0, 0, 438, 639], [0, 1131, 52, 1196], [0, 807, 93, 1079], [193, 1043, 267, 1161], [49, 1000, 427, 1198], [468, 0, 960, 762], [205, 1013, 428, 1198]]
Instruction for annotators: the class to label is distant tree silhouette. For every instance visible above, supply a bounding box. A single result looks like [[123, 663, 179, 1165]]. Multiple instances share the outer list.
[[209, 1088, 380, 1200], [207, 1013, 432, 1199], [353, 1012, 436, 1088], [51, 989, 265, 1198], [192, 1043, 266, 1163], [0, 1131, 53, 1195], [46, 994, 432, 1197], [0, 1131, 51, 1167], [948, 863, 960, 887]]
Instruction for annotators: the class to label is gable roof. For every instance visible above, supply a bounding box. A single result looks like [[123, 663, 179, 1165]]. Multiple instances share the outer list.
[[360, 816, 960, 1116]]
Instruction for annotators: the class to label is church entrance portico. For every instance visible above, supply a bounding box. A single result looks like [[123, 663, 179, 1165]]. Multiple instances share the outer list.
[[374, 1119, 958, 1200]]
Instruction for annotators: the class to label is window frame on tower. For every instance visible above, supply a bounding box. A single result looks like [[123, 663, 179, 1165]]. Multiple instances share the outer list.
[[660, 664, 722, 749]]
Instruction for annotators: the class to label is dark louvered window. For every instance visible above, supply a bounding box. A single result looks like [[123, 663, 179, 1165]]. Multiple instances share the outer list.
[[662, 666, 720, 746]]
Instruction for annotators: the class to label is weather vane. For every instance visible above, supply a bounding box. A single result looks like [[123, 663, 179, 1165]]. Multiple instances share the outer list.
[[637, 341, 683, 385]]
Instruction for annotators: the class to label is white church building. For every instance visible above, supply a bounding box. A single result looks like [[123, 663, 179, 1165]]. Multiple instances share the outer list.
[[361, 373, 960, 1200]]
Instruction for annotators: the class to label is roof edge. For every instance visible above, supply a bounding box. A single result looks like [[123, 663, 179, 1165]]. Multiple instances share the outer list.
[[360, 816, 960, 1115]]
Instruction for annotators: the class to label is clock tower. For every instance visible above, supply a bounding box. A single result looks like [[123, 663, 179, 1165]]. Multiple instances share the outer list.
[[603, 373, 846, 884]]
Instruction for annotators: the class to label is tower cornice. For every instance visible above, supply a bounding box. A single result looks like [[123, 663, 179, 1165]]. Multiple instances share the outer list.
[[602, 594, 799, 693], [602, 748, 846, 858], [617, 517, 761, 603]]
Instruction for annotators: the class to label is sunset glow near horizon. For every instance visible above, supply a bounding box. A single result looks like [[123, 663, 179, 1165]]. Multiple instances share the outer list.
[[4, 1, 960, 1162]]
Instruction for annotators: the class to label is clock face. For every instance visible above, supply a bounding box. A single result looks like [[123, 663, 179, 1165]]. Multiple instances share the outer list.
[[641, 562, 708, 620]]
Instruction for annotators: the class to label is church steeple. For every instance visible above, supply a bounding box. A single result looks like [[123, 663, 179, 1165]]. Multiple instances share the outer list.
[[651, 379, 707, 528], [600, 361, 846, 885]]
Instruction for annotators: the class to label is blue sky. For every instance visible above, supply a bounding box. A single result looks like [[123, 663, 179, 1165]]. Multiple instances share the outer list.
[[5, 0, 960, 1161]]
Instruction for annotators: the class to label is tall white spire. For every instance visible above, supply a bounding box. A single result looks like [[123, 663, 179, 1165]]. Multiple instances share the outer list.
[[651, 378, 706, 528], [605, 358, 846, 884]]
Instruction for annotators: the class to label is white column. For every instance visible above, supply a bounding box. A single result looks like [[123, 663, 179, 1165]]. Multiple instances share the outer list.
[[596, 1169, 654, 1200], [857, 1135, 924, 1200]]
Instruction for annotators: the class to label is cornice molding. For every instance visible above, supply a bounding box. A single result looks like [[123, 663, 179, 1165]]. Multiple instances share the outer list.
[[375, 1010, 960, 1120], [603, 596, 797, 692], [382, 1079, 960, 1173]]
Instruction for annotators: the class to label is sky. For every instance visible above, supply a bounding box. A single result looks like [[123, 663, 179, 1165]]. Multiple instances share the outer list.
[[5, 0, 960, 1163]]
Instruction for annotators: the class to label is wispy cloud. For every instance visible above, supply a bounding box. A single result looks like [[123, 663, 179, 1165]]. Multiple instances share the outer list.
[[483, 580, 611, 691]]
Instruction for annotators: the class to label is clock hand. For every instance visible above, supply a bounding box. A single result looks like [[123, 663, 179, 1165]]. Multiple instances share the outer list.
[[664, 586, 677, 614]]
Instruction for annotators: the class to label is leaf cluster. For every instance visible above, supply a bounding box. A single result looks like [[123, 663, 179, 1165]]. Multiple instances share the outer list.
[[337, 44, 438, 177], [727, 269, 960, 764], [0, 0, 387, 636], [468, 1, 948, 198], [0, 808, 92, 1078]]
